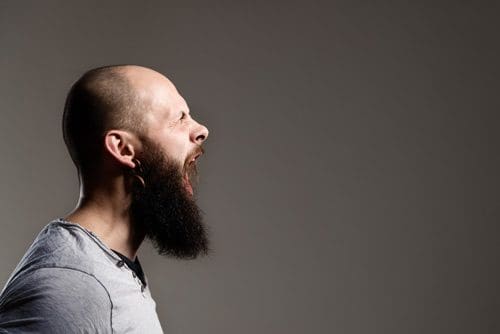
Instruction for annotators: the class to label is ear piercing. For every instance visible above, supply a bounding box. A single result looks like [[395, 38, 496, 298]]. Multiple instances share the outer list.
[[131, 158, 145, 188]]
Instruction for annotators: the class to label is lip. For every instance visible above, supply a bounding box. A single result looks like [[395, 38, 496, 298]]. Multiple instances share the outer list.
[[188, 150, 203, 165], [192, 151, 202, 162]]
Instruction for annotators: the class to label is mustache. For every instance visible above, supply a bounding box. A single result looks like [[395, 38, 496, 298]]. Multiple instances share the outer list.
[[189, 145, 205, 162], [183, 145, 205, 188], [184, 145, 205, 169]]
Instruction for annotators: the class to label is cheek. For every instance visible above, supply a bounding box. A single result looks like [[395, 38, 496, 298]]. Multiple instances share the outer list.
[[165, 145, 189, 169], [155, 132, 190, 165]]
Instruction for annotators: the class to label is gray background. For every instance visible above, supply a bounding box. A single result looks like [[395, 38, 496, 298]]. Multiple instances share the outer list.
[[1, 1, 499, 333]]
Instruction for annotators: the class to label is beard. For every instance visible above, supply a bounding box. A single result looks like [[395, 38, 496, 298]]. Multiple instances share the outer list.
[[129, 138, 209, 259]]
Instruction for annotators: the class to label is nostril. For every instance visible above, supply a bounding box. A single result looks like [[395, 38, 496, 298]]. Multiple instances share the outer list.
[[192, 124, 209, 143], [196, 133, 206, 142]]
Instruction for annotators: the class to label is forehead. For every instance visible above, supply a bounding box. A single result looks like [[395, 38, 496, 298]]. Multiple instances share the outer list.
[[122, 67, 188, 121], [139, 78, 189, 126]]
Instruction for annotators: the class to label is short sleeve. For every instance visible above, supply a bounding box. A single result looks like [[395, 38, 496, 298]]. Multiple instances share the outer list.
[[0, 267, 112, 334]]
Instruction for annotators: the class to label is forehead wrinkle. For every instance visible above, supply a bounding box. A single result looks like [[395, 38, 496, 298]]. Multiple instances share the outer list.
[[120, 66, 188, 130]]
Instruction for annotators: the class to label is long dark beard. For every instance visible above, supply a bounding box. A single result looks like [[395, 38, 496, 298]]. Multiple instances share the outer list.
[[129, 139, 209, 259]]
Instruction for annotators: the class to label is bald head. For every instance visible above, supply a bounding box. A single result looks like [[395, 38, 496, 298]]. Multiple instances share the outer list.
[[62, 65, 163, 178]]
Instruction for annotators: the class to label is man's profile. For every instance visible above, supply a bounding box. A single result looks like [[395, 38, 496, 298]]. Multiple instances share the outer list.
[[0, 65, 210, 333]]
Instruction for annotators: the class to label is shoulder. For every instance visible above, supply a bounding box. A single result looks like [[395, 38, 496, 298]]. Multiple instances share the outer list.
[[3, 266, 112, 303], [11, 220, 117, 278], [0, 266, 112, 333]]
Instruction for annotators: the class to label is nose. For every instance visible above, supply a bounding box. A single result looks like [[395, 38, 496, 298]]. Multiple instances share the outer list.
[[191, 121, 209, 145]]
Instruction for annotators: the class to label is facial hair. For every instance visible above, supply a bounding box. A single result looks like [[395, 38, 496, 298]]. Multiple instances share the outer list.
[[129, 139, 209, 259]]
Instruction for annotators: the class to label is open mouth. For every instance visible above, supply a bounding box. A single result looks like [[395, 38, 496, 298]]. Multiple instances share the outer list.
[[182, 152, 202, 196], [183, 173, 194, 196]]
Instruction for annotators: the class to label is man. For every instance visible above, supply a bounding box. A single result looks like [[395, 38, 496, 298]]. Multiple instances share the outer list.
[[0, 65, 210, 333]]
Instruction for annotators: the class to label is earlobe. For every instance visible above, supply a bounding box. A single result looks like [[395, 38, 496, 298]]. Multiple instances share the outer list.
[[104, 130, 136, 169]]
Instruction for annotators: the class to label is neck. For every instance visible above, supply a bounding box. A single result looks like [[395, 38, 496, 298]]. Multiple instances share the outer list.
[[64, 179, 145, 261]]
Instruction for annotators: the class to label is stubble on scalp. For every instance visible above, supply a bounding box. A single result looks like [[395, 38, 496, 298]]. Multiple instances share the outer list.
[[63, 65, 149, 178]]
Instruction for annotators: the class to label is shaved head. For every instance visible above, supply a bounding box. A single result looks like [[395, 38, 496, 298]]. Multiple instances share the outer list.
[[62, 64, 210, 259], [63, 65, 147, 178]]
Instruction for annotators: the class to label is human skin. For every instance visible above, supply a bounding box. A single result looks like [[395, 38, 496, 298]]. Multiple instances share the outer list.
[[65, 65, 209, 260]]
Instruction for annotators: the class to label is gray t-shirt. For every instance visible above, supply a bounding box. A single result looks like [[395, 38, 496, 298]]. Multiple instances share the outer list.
[[0, 219, 164, 333]]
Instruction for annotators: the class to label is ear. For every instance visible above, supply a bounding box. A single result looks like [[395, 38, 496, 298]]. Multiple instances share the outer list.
[[103, 130, 138, 169]]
